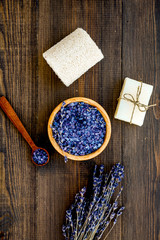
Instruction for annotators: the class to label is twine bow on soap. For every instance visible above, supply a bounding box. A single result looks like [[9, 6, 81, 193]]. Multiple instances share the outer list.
[[118, 81, 156, 124]]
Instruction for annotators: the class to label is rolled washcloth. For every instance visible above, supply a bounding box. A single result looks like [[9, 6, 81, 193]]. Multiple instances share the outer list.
[[43, 28, 104, 87]]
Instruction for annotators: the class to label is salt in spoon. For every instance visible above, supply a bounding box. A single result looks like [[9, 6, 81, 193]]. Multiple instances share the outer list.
[[0, 96, 49, 166]]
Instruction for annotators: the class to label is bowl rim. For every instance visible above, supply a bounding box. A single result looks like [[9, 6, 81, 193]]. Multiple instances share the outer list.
[[48, 97, 111, 161]]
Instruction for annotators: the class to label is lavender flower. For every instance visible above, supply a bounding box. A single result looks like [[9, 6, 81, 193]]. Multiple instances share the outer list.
[[62, 163, 125, 240], [51, 102, 106, 162], [32, 149, 48, 165]]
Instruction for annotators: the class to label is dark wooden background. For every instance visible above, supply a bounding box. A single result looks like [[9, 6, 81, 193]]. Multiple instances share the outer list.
[[0, 0, 160, 239]]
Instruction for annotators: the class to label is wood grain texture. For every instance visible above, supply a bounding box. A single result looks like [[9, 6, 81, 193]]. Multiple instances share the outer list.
[[0, 0, 159, 240]]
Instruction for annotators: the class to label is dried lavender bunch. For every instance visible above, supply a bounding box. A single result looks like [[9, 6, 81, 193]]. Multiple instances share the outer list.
[[62, 163, 125, 240]]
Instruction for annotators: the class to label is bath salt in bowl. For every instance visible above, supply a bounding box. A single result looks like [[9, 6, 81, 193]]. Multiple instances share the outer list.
[[48, 97, 111, 161]]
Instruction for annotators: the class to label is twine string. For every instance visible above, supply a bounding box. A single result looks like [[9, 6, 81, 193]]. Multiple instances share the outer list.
[[118, 82, 156, 124]]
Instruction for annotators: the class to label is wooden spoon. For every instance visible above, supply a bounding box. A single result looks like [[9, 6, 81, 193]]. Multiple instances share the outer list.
[[0, 96, 49, 166]]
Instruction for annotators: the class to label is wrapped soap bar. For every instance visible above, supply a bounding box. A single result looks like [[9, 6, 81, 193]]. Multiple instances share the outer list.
[[43, 28, 104, 87], [114, 77, 155, 126]]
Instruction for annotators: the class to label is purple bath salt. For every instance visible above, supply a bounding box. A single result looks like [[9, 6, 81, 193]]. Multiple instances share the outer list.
[[51, 102, 106, 157], [32, 149, 48, 165]]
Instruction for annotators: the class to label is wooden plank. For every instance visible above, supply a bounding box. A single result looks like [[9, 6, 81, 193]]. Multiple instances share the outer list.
[[1, 0, 160, 240], [0, 0, 37, 239], [122, 0, 160, 240], [36, 0, 122, 239]]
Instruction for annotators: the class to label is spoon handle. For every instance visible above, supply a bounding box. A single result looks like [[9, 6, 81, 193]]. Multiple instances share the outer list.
[[0, 96, 37, 151]]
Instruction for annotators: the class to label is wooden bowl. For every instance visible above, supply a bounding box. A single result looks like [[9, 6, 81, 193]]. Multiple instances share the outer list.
[[48, 97, 111, 161]]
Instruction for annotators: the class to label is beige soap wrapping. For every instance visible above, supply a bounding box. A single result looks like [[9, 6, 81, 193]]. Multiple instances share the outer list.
[[114, 78, 156, 126]]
